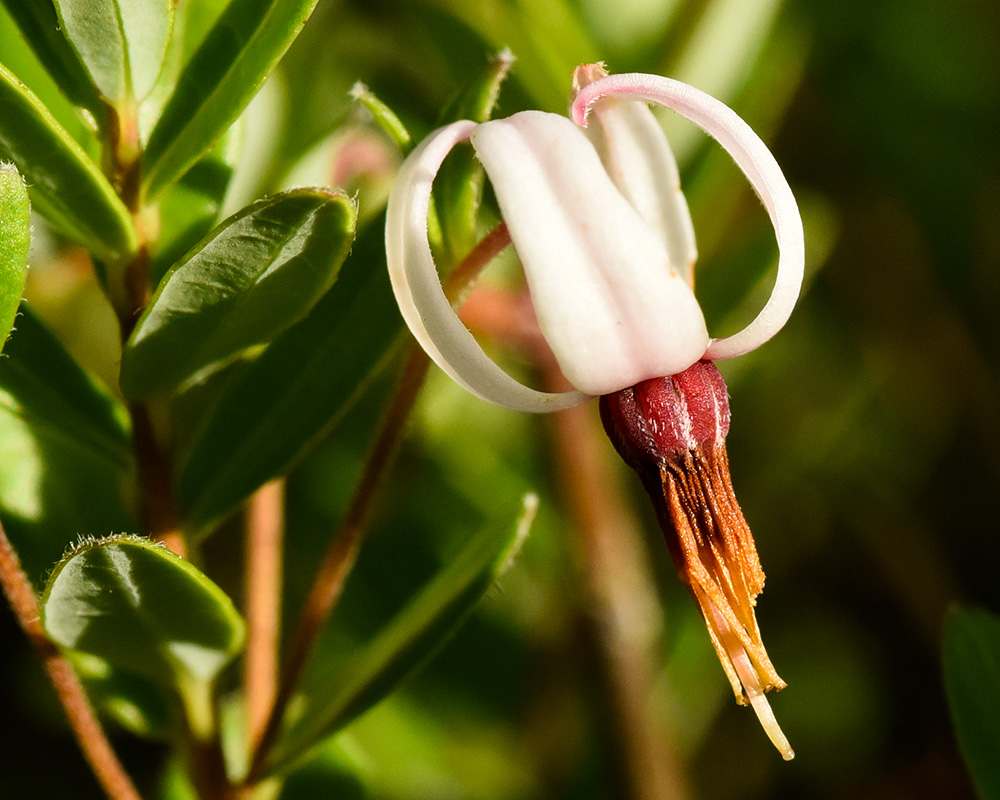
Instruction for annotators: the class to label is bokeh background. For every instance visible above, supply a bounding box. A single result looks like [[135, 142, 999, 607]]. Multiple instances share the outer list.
[[2, 0, 999, 798]]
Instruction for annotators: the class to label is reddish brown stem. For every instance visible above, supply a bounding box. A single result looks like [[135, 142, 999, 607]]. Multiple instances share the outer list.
[[0, 522, 144, 800], [442, 222, 508, 303], [129, 402, 185, 557], [246, 346, 430, 782], [245, 222, 512, 784], [244, 480, 286, 747]]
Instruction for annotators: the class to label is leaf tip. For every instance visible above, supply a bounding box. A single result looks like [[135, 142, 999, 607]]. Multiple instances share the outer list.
[[498, 493, 538, 578]]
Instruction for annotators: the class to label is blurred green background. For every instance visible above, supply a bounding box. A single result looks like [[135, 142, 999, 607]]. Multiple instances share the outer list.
[[2, 0, 999, 797]]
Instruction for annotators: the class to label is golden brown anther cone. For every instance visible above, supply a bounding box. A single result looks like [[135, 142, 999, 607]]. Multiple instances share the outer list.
[[600, 361, 793, 759]]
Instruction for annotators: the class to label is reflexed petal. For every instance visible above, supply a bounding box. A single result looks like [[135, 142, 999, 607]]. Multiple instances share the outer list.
[[385, 120, 587, 412], [471, 111, 709, 397], [572, 73, 804, 360], [571, 64, 697, 285]]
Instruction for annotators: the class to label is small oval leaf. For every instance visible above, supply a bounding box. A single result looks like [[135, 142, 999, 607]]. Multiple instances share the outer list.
[[141, 0, 320, 200], [42, 535, 245, 692], [0, 163, 30, 347], [121, 188, 357, 398], [148, 129, 240, 287], [177, 221, 401, 536], [263, 495, 538, 776], [943, 608, 1000, 800], [0, 62, 137, 263]]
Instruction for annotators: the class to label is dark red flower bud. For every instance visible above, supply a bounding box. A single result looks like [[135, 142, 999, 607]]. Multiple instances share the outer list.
[[600, 360, 793, 759]]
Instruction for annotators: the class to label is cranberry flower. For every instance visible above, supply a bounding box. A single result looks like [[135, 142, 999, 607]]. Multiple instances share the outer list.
[[385, 64, 803, 759]]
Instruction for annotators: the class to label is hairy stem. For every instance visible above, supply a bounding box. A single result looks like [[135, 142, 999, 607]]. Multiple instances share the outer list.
[[0, 521, 144, 800]]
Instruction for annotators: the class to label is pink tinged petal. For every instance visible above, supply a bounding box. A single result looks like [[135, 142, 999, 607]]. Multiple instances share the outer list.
[[573, 79, 698, 285], [471, 111, 710, 397], [572, 73, 804, 360], [385, 120, 588, 412]]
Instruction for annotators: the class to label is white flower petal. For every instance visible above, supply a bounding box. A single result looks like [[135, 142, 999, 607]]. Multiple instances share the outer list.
[[471, 111, 709, 396], [385, 120, 587, 412], [573, 67, 698, 284], [572, 73, 804, 360]]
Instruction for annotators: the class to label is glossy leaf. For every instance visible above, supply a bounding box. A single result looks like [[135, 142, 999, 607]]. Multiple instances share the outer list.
[[943, 608, 1000, 800], [52, 0, 172, 105], [0, 163, 30, 346], [142, 0, 320, 200], [147, 129, 240, 287], [0, 307, 133, 584], [263, 495, 538, 776], [121, 188, 356, 399], [178, 220, 402, 535], [0, 62, 137, 263], [42, 535, 245, 695], [0, 0, 105, 118]]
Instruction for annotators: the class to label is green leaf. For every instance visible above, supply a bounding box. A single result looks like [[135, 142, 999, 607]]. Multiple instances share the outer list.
[[429, 0, 598, 111], [943, 608, 1000, 800], [142, 0, 320, 200], [1, 305, 131, 465], [121, 188, 356, 398], [178, 220, 402, 536], [42, 535, 245, 706], [72, 653, 173, 740], [0, 163, 30, 348], [0, 306, 133, 583], [53, 0, 172, 105], [0, 0, 106, 118], [349, 81, 411, 152], [435, 49, 514, 262], [263, 495, 538, 776], [147, 129, 240, 287], [0, 62, 137, 263]]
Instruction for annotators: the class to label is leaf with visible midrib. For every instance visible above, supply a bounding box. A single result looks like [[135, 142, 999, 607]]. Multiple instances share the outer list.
[[0, 62, 137, 263], [42, 536, 245, 693], [142, 0, 320, 200], [120, 188, 357, 399], [0, 0, 105, 117], [53, 0, 172, 105], [177, 217, 402, 536]]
